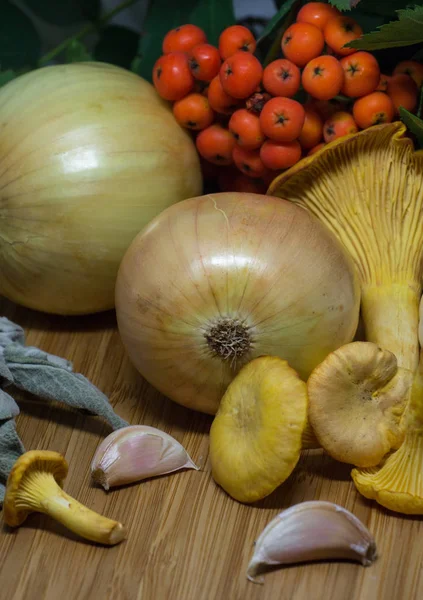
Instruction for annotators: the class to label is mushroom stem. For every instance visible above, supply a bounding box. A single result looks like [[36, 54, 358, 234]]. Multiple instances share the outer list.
[[26, 472, 126, 545], [407, 350, 423, 425], [361, 283, 420, 373]]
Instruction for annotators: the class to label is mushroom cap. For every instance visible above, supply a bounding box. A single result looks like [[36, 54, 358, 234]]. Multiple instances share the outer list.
[[4, 450, 68, 526], [268, 122, 423, 291], [209, 355, 307, 503], [308, 342, 410, 468]]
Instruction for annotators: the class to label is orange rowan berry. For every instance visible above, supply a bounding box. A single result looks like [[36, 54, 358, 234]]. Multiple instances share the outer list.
[[196, 124, 235, 165], [153, 52, 194, 101], [218, 25, 256, 60], [220, 51, 263, 99], [173, 93, 214, 130], [163, 24, 206, 54]]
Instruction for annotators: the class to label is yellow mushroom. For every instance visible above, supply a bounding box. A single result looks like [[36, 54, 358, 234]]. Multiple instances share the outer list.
[[269, 124, 421, 441], [351, 304, 423, 514], [269, 122, 422, 376], [3, 450, 126, 545], [308, 342, 409, 467], [269, 122, 423, 513], [209, 356, 308, 503]]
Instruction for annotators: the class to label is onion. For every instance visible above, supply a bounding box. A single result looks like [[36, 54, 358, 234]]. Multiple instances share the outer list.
[[115, 192, 360, 414], [0, 62, 202, 315]]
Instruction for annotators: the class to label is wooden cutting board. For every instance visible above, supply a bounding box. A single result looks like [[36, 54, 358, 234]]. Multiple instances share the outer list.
[[0, 297, 422, 600]]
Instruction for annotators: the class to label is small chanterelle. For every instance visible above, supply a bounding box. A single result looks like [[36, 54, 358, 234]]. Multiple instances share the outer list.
[[3, 450, 126, 545]]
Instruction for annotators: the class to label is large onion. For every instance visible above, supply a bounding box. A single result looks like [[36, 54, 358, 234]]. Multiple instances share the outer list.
[[115, 192, 360, 414], [0, 62, 202, 314]]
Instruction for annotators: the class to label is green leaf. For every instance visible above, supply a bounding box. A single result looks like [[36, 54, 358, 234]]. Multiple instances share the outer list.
[[412, 46, 423, 60], [356, 0, 411, 17], [351, 12, 389, 34], [328, 0, 352, 11], [399, 106, 423, 148], [0, 2, 41, 69], [65, 39, 93, 63], [257, 0, 298, 46], [21, 0, 101, 26], [135, 0, 235, 82], [94, 25, 139, 69], [417, 83, 423, 119], [188, 0, 235, 45], [347, 5, 423, 50], [0, 68, 16, 88], [130, 55, 142, 73]]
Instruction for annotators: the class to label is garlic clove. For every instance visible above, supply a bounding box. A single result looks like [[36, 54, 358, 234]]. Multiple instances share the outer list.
[[91, 425, 199, 490], [247, 501, 377, 584]]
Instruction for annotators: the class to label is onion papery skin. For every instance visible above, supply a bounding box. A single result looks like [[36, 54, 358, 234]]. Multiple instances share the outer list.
[[115, 192, 360, 414], [0, 62, 202, 315]]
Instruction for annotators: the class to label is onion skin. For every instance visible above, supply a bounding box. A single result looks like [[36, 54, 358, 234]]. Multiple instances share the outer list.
[[0, 62, 202, 315], [115, 192, 360, 414]]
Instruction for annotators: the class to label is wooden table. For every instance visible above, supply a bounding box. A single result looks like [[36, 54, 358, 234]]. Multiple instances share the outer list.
[[0, 297, 422, 600]]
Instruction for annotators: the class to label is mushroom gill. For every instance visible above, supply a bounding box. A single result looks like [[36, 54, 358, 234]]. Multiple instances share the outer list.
[[269, 123, 423, 513], [351, 299, 423, 514], [268, 122, 423, 376]]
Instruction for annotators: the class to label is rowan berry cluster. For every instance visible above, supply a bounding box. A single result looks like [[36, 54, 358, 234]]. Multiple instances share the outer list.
[[152, 3, 422, 192]]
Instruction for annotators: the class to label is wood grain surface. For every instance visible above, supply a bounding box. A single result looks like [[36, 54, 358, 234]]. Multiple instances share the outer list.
[[0, 297, 422, 600]]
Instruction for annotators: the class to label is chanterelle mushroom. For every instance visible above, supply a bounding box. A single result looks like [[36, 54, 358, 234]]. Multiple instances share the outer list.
[[209, 356, 308, 503], [269, 122, 423, 513], [4, 450, 126, 545], [350, 300, 423, 514], [308, 342, 409, 467], [269, 122, 422, 376]]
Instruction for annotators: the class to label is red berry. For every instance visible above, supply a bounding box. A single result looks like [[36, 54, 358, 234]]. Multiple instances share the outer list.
[[259, 97, 305, 142], [228, 109, 265, 150], [208, 75, 240, 114], [173, 93, 214, 130], [260, 139, 302, 170], [196, 124, 235, 165], [153, 52, 194, 101], [188, 44, 221, 82], [262, 59, 301, 98], [233, 146, 269, 178], [218, 25, 256, 60], [163, 24, 207, 54], [220, 51, 263, 99]]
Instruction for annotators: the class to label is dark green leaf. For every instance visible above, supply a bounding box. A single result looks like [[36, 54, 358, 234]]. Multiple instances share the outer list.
[[136, 0, 235, 82], [417, 84, 423, 120], [257, 0, 298, 46], [329, 0, 352, 10], [130, 55, 142, 73], [94, 25, 139, 69], [188, 0, 236, 45], [347, 5, 423, 50], [351, 12, 388, 34], [399, 106, 423, 148], [0, 69, 16, 87], [21, 0, 100, 26], [356, 0, 411, 17], [65, 40, 93, 63], [412, 46, 423, 60], [0, 2, 41, 69]]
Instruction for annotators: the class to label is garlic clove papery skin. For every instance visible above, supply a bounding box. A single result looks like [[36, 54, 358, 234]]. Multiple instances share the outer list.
[[247, 501, 377, 583], [91, 425, 199, 490]]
